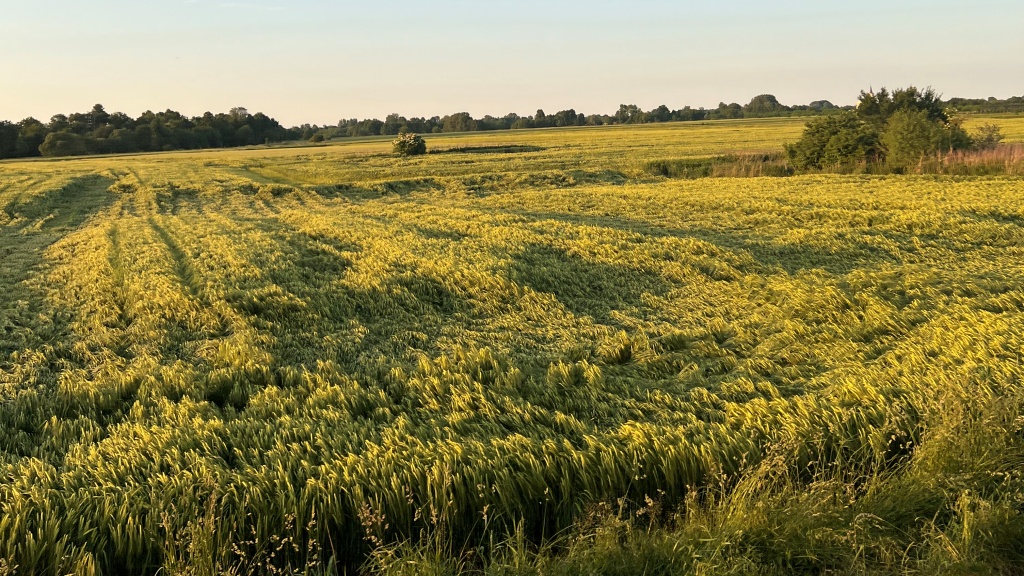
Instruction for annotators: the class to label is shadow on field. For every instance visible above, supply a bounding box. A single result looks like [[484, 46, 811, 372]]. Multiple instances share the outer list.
[[309, 178, 444, 201], [0, 174, 114, 373], [410, 223, 468, 241], [274, 271, 468, 367], [3, 175, 115, 231], [430, 145, 547, 155], [310, 170, 629, 202], [279, 230, 359, 281], [959, 208, 1024, 229], [244, 229, 471, 367], [458, 170, 629, 195], [505, 209, 902, 276], [510, 243, 671, 324]]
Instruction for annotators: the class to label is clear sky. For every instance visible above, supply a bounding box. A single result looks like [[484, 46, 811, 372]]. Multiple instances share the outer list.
[[2, 0, 1022, 126]]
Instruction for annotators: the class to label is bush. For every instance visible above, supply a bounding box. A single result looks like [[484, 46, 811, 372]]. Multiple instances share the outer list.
[[857, 86, 948, 127], [309, 133, 325, 143], [785, 111, 880, 170], [786, 86, 973, 172], [38, 132, 93, 157], [972, 123, 1004, 150], [392, 133, 426, 156], [881, 109, 944, 170], [646, 154, 793, 179]]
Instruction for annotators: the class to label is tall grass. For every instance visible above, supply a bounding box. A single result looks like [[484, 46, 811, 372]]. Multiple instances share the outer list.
[[915, 143, 1024, 176]]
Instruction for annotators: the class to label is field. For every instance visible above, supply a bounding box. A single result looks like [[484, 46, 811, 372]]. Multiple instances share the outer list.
[[3, 116, 1024, 575]]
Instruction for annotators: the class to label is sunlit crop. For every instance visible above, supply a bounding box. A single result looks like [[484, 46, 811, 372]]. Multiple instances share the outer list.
[[2, 117, 1024, 574]]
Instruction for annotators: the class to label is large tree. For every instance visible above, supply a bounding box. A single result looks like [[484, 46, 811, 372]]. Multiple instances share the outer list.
[[785, 111, 880, 170], [0, 121, 19, 158], [441, 112, 477, 133], [744, 94, 787, 117], [786, 86, 971, 171]]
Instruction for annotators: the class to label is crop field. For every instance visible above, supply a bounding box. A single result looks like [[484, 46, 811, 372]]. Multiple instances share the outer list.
[[3, 116, 1024, 575]]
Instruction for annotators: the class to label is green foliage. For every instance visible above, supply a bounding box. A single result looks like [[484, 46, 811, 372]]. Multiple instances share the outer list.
[[0, 122, 18, 158], [38, 131, 93, 157], [441, 113, 477, 133], [0, 94, 912, 161], [646, 154, 793, 178], [743, 94, 786, 117], [788, 86, 979, 172], [971, 123, 1004, 150], [881, 108, 946, 169], [711, 102, 744, 120], [857, 86, 948, 126], [785, 111, 880, 170], [392, 132, 427, 156], [946, 94, 1024, 114], [1, 105, 294, 159]]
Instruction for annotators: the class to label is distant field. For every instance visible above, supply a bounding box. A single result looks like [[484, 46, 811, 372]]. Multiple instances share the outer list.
[[2, 117, 1024, 574], [964, 112, 1024, 141]]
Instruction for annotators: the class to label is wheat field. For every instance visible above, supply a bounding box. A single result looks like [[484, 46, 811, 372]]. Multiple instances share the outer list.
[[2, 116, 1024, 575]]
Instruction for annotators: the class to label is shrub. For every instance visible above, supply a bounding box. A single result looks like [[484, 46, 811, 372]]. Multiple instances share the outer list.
[[391, 132, 423, 154], [38, 132, 93, 157], [786, 86, 973, 172], [309, 133, 326, 143], [392, 133, 426, 156], [857, 86, 949, 127], [646, 154, 793, 179], [881, 109, 944, 170], [785, 111, 880, 170], [972, 123, 1004, 150]]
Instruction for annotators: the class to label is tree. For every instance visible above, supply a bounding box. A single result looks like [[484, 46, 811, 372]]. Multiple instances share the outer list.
[[16, 117, 49, 157], [672, 106, 705, 121], [711, 102, 743, 120], [971, 123, 1004, 150], [107, 112, 135, 130], [441, 112, 477, 133], [89, 104, 110, 130], [0, 121, 19, 158], [788, 86, 971, 172], [649, 105, 672, 123], [235, 125, 255, 145], [48, 114, 70, 132], [744, 94, 786, 117], [857, 86, 947, 127], [392, 132, 426, 156], [229, 107, 250, 123], [551, 109, 580, 127], [382, 113, 407, 135], [880, 108, 945, 169], [785, 111, 880, 170], [615, 104, 644, 124], [39, 132, 91, 157]]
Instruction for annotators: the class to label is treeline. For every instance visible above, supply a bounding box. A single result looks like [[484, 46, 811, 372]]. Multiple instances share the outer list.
[[946, 95, 1024, 114], [0, 105, 294, 159], [296, 95, 846, 140], [3, 92, 1021, 159]]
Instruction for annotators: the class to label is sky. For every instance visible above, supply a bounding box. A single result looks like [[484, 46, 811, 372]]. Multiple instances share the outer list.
[[1, 0, 1022, 127]]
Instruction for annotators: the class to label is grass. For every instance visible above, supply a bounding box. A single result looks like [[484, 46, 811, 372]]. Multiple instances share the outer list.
[[1, 115, 1024, 575]]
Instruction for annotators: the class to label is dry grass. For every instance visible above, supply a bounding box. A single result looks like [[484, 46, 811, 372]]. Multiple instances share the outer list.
[[914, 143, 1024, 175]]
